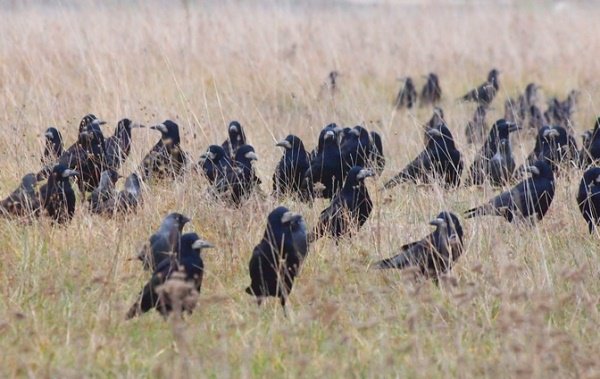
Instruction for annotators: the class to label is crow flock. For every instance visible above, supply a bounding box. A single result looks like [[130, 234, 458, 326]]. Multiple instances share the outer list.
[[2, 68, 600, 318]]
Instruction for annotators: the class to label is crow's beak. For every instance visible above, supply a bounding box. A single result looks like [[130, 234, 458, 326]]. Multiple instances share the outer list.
[[281, 211, 302, 224], [245, 151, 258, 161], [276, 140, 292, 149], [429, 218, 446, 227], [150, 124, 168, 133], [525, 165, 541, 176], [356, 168, 375, 180], [192, 239, 214, 250], [62, 169, 79, 178]]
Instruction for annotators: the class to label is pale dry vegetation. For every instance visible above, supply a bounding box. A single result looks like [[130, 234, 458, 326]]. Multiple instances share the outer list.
[[1, 0, 600, 377]]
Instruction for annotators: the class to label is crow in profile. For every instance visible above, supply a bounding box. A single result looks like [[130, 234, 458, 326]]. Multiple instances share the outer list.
[[272, 135, 312, 200], [222, 121, 247, 158], [306, 125, 344, 199], [127, 233, 214, 319], [420, 73, 442, 106], [214, 144, 261, 206], [140, 120, 188, 180], [198, 145, 230, 184], [374, 212, 464, 283], [465, 105, 489, 144], [467, 119, 520, 186], [246, 206, 308, 312], [368, 131, 385, 176], [105, 119, 144, 171], [89, 169, 119, 215], [461, 69, 499, 106], [395, 77, 417, 109], [42, 127, 63, 163], [385, 124, 463, 189], [0, 173, 40, 219], [310, 166, 374, 241], [39, 164, 78, 224], [579, 118, 600, 168], [577, 167, 600, 233], [138, 212, 191, 271], [465, 160, 555, 224]]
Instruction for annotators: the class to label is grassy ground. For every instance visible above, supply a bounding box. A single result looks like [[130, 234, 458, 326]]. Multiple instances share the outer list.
[[1, 1, 600, 377]]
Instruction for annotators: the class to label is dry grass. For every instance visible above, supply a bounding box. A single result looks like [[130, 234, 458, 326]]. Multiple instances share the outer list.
[[1, 0, 600, 377]]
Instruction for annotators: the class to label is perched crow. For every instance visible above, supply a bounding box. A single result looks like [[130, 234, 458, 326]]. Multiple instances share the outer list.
[[374, 212, 464, 283], [310, 166, 374, 241], [138, 213, 191, 271], [465, 105, 489, 144], [272, 135, 312, 200], [368, 131, 386, 176], [140, 120, 188, 180], [340, 126, 372, 174], [39, 164, 78, 224], [577, 167, 600, 233], [579, 118, 600, 168], [461, 69, 499, 106], [395, 77, 417, 109], [246, 206, 308, 311], [89, 169, 119, 215], [306, 126, 344, 199], [465, 160, 555, 223], [222, 121, 247, 158], [214, 144, 261, 206], [385, 124, 463, 188], [198, 145, 230, 184], [0, 173, 40, 219], [127, 233, 214, 319], [467, 119, 520, 186], [420, 73, 442, 106], [105, 119, 144, 171], [42, 127, 63, 163]]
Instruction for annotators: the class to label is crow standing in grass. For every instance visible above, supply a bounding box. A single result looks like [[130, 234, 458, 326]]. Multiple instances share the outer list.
[[272, 135, 312, 200], [385, 124, 463, 188], [140, 120, 188, 180], [465, 105, 489, 145], [465, 160, 555, 224], [105, 119, 144, 171], [395, 77, 417, 109], [89, 169, 119, 215], [420, 73, 442, 106], [246, 206, 308, 312], [577, 167, 600, 233], [579, 118, 600, 168], [310, 166, 374, 241], [113, 173, 143, 214], [340, 126, 372, 174], [214, 144, 261, 206], [467, 119, 520, 186], [306, 126, 344, 199], [518, 125, 577, 173], [42, 127, 63, 163], [222, 121, 247, 159], [39, 164, 78, 224], [374, 212, 464, 283], [0, 173, 40, 219], [138, 212, 191, 271], [127, 233, 214, 319], [199, 145, 230, 184], [368, 131, 385, 176], [461, 69, 500, 106]]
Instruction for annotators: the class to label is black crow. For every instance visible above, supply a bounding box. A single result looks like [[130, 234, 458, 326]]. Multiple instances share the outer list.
[[246, 206, 308, 311], [465, 105, 489, 144], [105, 118, 144, 171], [127, 233, 214, 319], [579, 118, 600, 168], [306, 126, 343, 199], [461, 69, 499, 106], [341, 126, 372, 174], [465, 160, 555, 223], [39, 164, 78, 224], [42, 127, 63, 163], [138, 212, 191, 271], [78, 114, 106, 134], [89, 169, 120, 215], [577, 167, 600, 233], [310, 166, 374, 241], [272, 135, 312, 200], [518, 125, 577, 172], [385, 124, 463, 189], [374, 212, 464, 283], [214, 144, 261, 206], [114, 172, 143, 214], [0, 173, 40, 219], [420, 73, 442, 106], [368, 130, 386, 176], [395, 77, 417, 109], [467, 119, 520, 186], [140, 120, 188, 180], [312, 123, 343, 159], [198, 145, 230, 184], [222, 121, 247, 158]]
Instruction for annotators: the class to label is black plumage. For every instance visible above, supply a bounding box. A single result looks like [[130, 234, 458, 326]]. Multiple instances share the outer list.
[[465, 160, 555, 223], [127, 233, 214, 319], [579, 118, 600, 168], [395, 77, 417, 109], [78, 114, 106, 134], [246, 206, 308, 310], [461, 69, 499, 106], [42, 127, 63, 163], [368, 131, 386, 176], [577, 167, 600, 233], [39, 164, 78, 224], [199, 145, 230, 184], [222, 121, 247, 158], [113, 172, 143, 214], [0, 173, 40, 218], [138, 213, 191, 271], [420, 73, 442, 106], [385, 124, 463, 189], [89, 169, 119, 215], [105, 118, 144, 171], [519, 125, 577, 172], [272, 135, 312, 200], [374, 212, 464, 283], [140, 120, 188, 180], [465, 105, 489, 145], [340, 126, 372, 174], [214, 144, 261, 206], [306, 126, 344, 199]]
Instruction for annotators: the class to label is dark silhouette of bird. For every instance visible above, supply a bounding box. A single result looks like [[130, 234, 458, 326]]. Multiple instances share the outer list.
[[214, 144, 261, 206], [422, 107, 446, 142], [222, 121, 247, 158], [461, 69, 500, 106], [368, 131, 385, 176], [138, 213, 191, 271], [420, 73, 442, 106], [272, 135, 312, 200], [198, 145, 230, 184], [78, 114, 106, 134], [42, 127, 63, 163], [577, 167, 600, 233], [39, 164, 78, 224], [113, 172, 143, 214], [519, 125, 577, 172], [140, 120, 188, 180], [89, 169, 119, 215], [374, 212, 464, 283], [105, 119, 144, 171], [579, 118, 600, 168], [395, 77, 417, 109], [127, 233, 214, 319], [246, 206, 308, 312], [385, 124, 463, 189], [465, 160, 555, 224], [465, 105, 489, 144], [0, 173, 40, 219], [311, 123, 343, 159], [306, 126, 344, 199], [340, 126, 372, 174], [310, 166, 374, 241], [467, 119, 520, 186], [528, 104, 546, 130], [545, 90, 578, 130]]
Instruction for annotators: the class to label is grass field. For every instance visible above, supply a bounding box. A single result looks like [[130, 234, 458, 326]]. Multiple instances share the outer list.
[[1, 1, 600, 377]]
